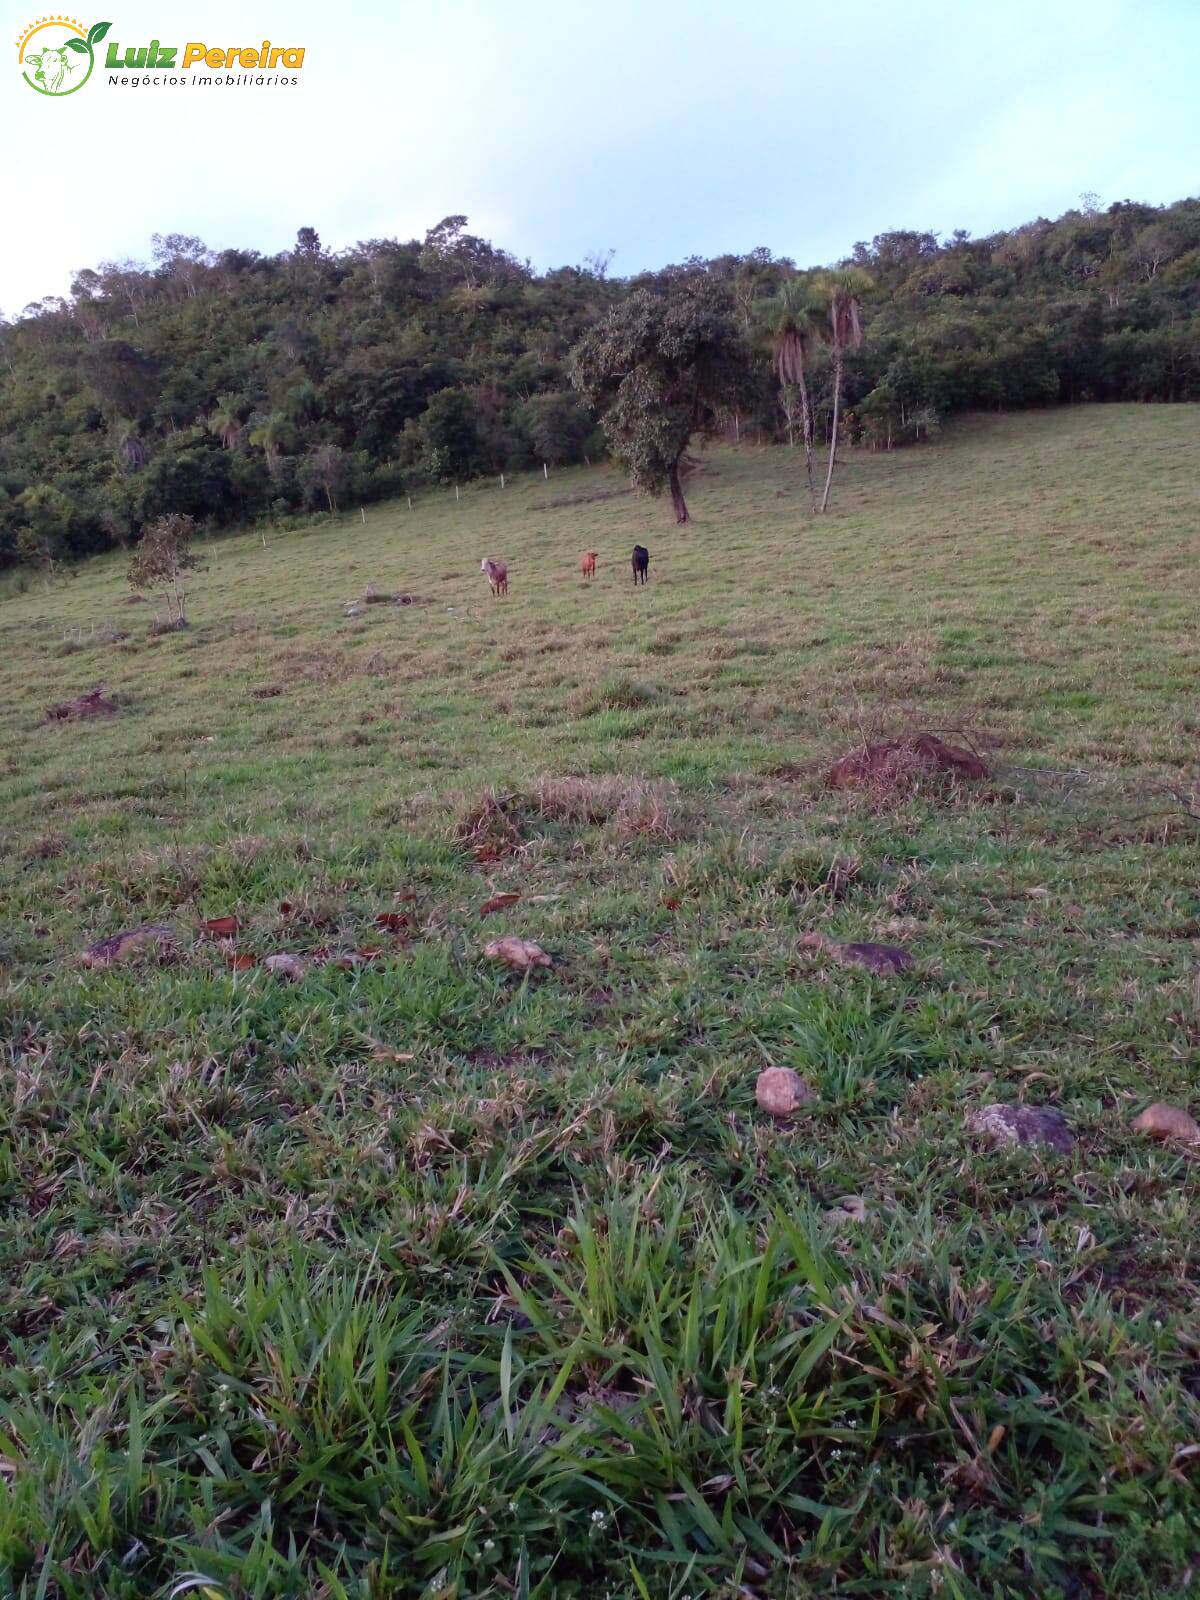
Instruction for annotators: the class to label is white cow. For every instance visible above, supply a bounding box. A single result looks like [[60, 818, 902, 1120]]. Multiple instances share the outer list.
[[480, 557, 508, 597]]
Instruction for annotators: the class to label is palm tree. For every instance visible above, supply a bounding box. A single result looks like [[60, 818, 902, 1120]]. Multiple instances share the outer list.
[[248, 412, 291, 477], [111, 419, 147, 471], [756, 278, 826, 510], [818, 267, 873, 513], [209, 393, 243, 449]]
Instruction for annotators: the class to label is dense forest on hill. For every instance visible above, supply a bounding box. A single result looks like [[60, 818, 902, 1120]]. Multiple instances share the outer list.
[[2, 197, 1198, 567]]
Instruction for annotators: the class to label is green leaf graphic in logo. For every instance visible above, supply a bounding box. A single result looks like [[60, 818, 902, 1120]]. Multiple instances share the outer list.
[[21, 19, 109, 95]]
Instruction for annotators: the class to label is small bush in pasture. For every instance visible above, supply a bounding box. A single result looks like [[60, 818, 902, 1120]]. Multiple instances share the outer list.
[[128, 512, 200, 626], [571, 674, 660, 716]]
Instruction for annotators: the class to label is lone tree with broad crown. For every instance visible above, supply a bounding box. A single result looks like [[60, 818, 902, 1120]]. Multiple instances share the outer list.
[[570, 274, 752, 524]]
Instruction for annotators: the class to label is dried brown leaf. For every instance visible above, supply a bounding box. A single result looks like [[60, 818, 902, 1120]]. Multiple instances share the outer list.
[[480, 893, 521, 915]]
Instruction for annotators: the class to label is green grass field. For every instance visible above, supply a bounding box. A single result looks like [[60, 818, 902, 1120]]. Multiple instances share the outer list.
[[1, 404, 1199, 1598]]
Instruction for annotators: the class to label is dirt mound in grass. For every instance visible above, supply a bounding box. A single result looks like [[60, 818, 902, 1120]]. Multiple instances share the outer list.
[[826, 733, 988, 801], [47, 689, 118, 721]]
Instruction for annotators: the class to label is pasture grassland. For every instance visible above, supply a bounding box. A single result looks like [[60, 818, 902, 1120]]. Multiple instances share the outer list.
[[1, 404, 1198, 1598]]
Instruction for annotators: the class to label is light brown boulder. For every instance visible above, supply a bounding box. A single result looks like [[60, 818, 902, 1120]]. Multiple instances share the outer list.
[[484, 936, 553, 973], [1131, 1102, 1200, 1144], [755, 1067, 815, 1118]]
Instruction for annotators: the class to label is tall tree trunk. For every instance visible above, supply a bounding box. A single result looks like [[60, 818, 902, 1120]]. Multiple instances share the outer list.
[[795, 363, 817, 512], [820, 353, 843, 513], [668, 461, 689, 524]]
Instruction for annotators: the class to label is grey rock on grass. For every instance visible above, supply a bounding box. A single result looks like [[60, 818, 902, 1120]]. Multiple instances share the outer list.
[[969, 1103, 1074, 1153]]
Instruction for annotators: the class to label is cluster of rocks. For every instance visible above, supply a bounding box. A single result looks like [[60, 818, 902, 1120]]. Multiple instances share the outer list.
[[754, 1064, 1199, 1155]]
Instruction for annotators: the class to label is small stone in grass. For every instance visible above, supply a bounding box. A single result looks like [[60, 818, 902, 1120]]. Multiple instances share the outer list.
[[1131, 1102, 1200, 1144], [799, 930, 915, 974], [484, 936, 553, 972], [80, 924, 174, 968], [969, 1103, 1073, 1153], [264, 952, 306, 981], [836, 940, 915, 974], [755, 1067, 815, 1118]]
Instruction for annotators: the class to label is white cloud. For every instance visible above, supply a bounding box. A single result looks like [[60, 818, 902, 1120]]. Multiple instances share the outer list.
[[1, 0, 1196, 314]]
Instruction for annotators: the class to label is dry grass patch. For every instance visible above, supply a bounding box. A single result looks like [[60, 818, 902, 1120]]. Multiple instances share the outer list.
[[453, 788, 527, 862], [531, 774, 684, 838], [274, 645, 398, 685], [454, 774, 685, 858], [24, 832, 69, 862]]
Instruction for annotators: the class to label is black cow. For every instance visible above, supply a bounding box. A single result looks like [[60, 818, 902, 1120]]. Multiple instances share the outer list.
[[631, 545, 650, 585]]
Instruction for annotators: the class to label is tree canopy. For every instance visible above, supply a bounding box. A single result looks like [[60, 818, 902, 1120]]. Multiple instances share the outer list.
[[2, 195, 1199, 565], [570, 275, 753, 521]]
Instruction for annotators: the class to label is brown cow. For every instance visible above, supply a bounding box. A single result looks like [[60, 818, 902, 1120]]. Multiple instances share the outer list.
[[631, 545, 649, 585], [481, 557, 508, 597], [580, 551, 598, 579]]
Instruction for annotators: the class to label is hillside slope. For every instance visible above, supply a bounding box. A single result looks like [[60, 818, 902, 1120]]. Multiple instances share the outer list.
[[1, 406, 1198, 1597], [3, 194, 1199, 566]]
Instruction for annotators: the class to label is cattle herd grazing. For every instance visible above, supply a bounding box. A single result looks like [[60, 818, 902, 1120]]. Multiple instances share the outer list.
[[481, 547, 650, 596]]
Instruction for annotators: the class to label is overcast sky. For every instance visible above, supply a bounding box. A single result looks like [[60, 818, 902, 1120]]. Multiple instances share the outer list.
[[3, 0, 1198, 315]]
